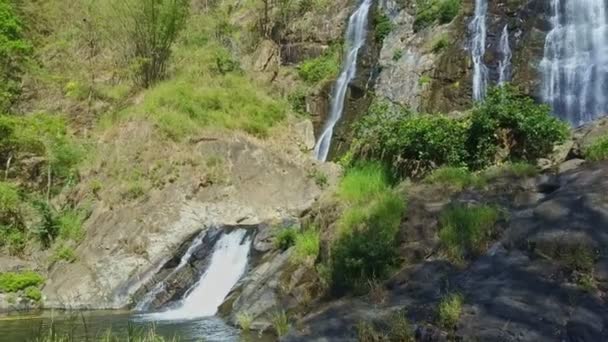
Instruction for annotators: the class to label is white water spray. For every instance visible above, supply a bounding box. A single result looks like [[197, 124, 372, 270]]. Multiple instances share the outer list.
[[470, 0, 488, 101], [498, 24, 512, 84], [540, 0, 608, 125], [135, 231, 208, 311], [314, 0, 373, 161], [142, 229, 252, 320]]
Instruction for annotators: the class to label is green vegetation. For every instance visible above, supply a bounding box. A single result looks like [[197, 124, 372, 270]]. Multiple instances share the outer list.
[[415, 0, 462, 31], [0, 271, 44, 292], [308, 169, 329, 188], [0, 0, 31, 112], [438, 293, 463, 328], [351, 86, 566, 178], [387, 312, 414, 341], [331, 163, 405, 294], [24, 286, 42, 302], [291, 229, 320, 265], [584, 135, 608, 161], [274, 227, 298, 251], [373, 11, 392, 42], [236, 312, 254, 331], [439, 204, 500, 261], [467, 85, 568, 169], [425, 166, 480, 190], [297, 47, 341, 84], [392, 49, 403, 61], [32, 321, 176, 342], [481, 162, 539, 180], [270, 310, 290, 337], [432, 35, 450, 53], [53, 245, 77, 263], [113, 0, 189, 87], [418, 75, 432, 86], [355, 312, 413, 342]]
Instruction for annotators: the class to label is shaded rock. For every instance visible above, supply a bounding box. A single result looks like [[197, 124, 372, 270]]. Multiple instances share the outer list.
[[559, 158, 586, 173]]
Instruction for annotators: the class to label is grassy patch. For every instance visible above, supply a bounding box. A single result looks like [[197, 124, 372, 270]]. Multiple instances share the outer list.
[[24, 286, 42, 302], [53, 245, 77, 263], [236, 312, 253, 331], [337, 163, 391, 205], [481, 162, 539, 180], [56, 209, 86, 242], [431, 35, 450, 53], [392, 49, 403, 61], [584, 135, 608, 161], [270, 310, 290, 337], [418, 75, 432, 86], [424, 166, 481, 190], [274, 227, 298, 251], [438, 293, 463, 329], [291, 229, 320, 265], [439, 204, 500, 261], [0, 271, 44, 292], [308, 169, 328, 188]]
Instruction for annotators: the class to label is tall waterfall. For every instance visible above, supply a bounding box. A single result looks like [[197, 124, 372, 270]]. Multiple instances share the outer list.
[[498, 25, 512, 84], [142, 229, 252, 320], [541, 0, 608, 125], [313, 0, 373, 161], [470, 0, 488, 100]]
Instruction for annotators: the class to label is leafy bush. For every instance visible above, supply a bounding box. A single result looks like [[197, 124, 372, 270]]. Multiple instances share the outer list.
[[274, 227, 298, 251], [331, 164, 405, 294], [113, 0, 190, 87], [432, 35, 449, 53], [297, 47, 340, 84], [352, 108, 469, 178], [466, 85, 568, 169], [0, 0, 31, 111], [56, 209, 85, 242], [438, 293, 463, 328], [439, 204, 500, 261], [414, 0, 461, 31], [291, 229, 320, 264], [24, 286, 42, 302], [373, 11, 392, 42], [0, 271, 44, 292], [584, 135, 608, 161], [0, 181, 21, 225]]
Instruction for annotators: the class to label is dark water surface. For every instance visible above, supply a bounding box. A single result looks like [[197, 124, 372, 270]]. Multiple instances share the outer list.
[[0, 310, 272, 341]]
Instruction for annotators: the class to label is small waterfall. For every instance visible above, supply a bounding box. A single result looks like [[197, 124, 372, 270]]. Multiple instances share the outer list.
[[142, 229, 252, 320], [540, 0, 608, 125], [135, 231, 207, 311], [314, 0, 373, 161], [498, 24, 512, 84], [469, 0, 489, 101]]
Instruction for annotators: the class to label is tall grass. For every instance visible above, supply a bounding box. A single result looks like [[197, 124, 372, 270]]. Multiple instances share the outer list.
[[438, 293, 463, 329], [291, 229, 320, 265], [584, 135, 608, 161], [439, 204, 500, 261], [337, 163, 391, 205]]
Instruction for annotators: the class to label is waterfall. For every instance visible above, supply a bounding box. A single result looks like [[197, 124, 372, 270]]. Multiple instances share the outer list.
[[541, 0, 608, 125], [313, 0, 373, 161], [498, 24, 512, 84], [135, 231, 207, 311], [470, 0, 488, 100], [141, 229, 252, 320]]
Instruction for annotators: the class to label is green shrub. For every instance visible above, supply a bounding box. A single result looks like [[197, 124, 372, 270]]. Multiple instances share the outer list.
[[388, 312, 414, 341], [373, 11, 392, 42], [274, 227, 298, 251], [24, 286, 42, 302], [352, 109, 469, 178], [584, 135, 608, 161], [425, 166, 481, 190], [308, 169, 328, 188], [438, 293, 463, 328], [0, 181, 21, 225], [291, 229, 320, 264], [439, 205, 500, 261], [466, 85, 568, 169], [297, 47, 340, 84], [270, 310, 290, 337], [332, 164, 405, 294], [5, 229, 25, 255], [414, 0, 461, 31], [53, 245, 77, 263], [56, 209, 85, 242], [418, 75, 432, 86], [0, 271, 44, 292], [0, 0, 31, 112], [392, 49, 403, 61], [432, 36, 449, 53]]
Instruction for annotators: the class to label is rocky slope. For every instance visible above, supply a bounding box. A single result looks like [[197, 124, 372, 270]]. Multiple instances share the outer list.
[[285, 158, 608, 342]]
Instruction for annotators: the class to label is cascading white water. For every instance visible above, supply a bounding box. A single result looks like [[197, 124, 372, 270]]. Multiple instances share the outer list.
[[142, 229, 252, 320], [313, 0, 373, 161], [469, 0, 489, 100], [498, 24, 512, 84], [135, 231, 208, 311], [541, 0, 608, 125]]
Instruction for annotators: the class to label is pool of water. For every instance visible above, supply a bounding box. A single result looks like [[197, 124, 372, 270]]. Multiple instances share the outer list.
[[0, 310, 272, 341]]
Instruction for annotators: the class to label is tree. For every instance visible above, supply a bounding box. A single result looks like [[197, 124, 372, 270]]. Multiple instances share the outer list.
[[114, 0, 189, 88]]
